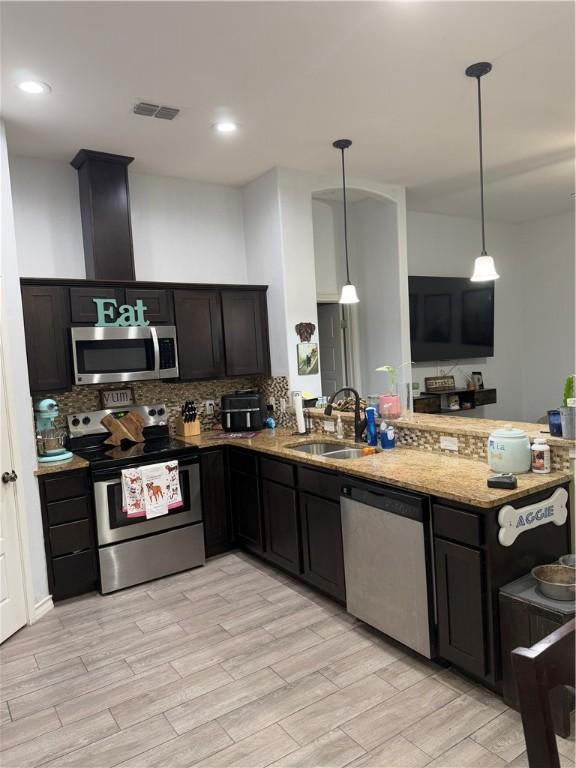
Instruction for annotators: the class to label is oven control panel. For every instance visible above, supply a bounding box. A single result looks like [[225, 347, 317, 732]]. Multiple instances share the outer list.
[[67, 404, 168, 438]]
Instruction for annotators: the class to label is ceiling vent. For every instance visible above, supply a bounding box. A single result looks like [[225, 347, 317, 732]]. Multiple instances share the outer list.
[[133, 102, 180, 120]]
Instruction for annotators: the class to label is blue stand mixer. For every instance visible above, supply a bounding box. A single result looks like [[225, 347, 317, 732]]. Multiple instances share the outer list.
[[35, 398, 73, 463]]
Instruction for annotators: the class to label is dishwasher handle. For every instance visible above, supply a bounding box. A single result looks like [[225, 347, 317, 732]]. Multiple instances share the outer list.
[[341, 485, 427, 523]]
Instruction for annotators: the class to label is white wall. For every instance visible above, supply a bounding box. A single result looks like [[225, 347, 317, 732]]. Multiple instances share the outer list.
[[312, 199, 345, 300], [407, 211, 524, 420], [350, 198, 402, 397], [519, 212, 575, 420], [1, 129, 49, 606], [9, 156, 85, 279], [9, 155, 248, 283], [406, 210, 574, 423], [243, 168, 289, 378], [130, 172, 246, 283]]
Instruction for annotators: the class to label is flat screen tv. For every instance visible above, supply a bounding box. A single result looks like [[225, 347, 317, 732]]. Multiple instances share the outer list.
[[409, 276, 494, 362]]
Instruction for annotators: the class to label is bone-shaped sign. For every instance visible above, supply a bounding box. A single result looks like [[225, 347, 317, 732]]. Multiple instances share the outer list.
[[498, 486, 568, 547]]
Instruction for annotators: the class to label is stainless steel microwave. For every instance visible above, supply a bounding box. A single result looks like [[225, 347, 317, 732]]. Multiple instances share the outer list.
[[71, 326, 179, 384]]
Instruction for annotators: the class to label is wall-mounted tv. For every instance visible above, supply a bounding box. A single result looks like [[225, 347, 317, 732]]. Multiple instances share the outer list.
[[409, 276, 494, 362]]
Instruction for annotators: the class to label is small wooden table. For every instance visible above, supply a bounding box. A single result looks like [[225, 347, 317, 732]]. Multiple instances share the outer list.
[[500, 573, 575, 738]]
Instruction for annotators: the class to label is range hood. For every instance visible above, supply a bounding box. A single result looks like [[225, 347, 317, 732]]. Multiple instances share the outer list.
[[70, 149, 136, 281]]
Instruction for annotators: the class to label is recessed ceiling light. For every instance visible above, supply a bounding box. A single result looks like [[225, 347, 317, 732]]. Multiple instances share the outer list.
[[213, 121, 238, 134], [18, 80, 51, 95]]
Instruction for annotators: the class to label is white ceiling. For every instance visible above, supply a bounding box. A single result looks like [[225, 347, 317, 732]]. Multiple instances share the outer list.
[[2, 1, 574, 222]]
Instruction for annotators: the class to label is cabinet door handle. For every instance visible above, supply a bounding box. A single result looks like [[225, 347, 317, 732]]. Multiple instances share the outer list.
[[2, 471, 18, 484]]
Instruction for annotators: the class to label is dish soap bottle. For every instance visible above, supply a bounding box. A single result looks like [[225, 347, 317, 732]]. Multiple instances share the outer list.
[[366, 407, 377, 447], [336, 414, 344, 440], [531, 438, 551, 473]]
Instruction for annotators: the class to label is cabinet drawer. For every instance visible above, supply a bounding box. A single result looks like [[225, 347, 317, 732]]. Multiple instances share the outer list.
[[47, 496, 91, 526], [260, 457, 295, 487], [298, 466, 341, 502], [52, 550, 97, 601], [229, 449, 258, 476], [433, 504, 482, 548], [43, 472, 89, 504], [50, 520, 92, 557]]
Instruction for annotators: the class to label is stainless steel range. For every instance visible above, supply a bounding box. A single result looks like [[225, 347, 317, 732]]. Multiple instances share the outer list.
[[68, 404, 205, 594]]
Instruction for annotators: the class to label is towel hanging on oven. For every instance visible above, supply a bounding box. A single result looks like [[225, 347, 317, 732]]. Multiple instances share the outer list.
[[121, 461, 182, 521]]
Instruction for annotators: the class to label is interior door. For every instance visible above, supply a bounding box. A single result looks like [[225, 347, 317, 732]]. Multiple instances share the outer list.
[[0, 311, 28, 643], [317, 303, 345, 398]]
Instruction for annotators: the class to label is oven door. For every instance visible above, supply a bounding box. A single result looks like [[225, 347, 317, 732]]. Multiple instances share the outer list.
[[71, 326, 161, 384], [94, 461, 202, 546]]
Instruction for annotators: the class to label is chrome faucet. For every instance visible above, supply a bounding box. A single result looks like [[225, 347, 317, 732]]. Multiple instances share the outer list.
[[324, 387, 367, 443]]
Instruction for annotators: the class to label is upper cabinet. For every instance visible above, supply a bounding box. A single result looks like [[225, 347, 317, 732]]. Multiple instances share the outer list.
[[221, 290, 270, 376], [174, 289, 225, 380], [125, 288, 174, 325], [21, 285, 72, 392], [70, 286, 124, 325], [20, 280, 271, 392]]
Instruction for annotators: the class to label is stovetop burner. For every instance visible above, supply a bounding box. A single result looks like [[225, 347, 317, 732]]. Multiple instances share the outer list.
[[67, 403, 199, 471]]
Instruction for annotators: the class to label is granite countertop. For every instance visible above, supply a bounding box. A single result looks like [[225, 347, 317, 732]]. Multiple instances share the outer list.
[[308, 408, 575, 448], [181, 429, 572, 508], [35, 453, 90, 476]]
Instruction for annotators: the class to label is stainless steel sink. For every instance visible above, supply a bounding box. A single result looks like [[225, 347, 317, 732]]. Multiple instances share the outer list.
[[287, 441, 345, 455], [321, 448, 368, 460], [286, 442, 372, 460]]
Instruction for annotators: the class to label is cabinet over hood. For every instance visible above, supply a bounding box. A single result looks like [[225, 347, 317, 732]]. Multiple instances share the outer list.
[[70, 149, 135, 281]]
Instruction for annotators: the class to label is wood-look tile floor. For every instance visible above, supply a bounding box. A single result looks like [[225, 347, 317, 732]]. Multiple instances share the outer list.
[[1, 552, 574, 768]]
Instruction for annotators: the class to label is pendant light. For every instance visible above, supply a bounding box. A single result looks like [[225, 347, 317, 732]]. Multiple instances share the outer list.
[[333, 139, 360, 303], [466, 62, 500, 282]]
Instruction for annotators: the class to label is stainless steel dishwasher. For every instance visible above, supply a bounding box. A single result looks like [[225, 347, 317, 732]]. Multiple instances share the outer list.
[[341, 482, 435, 658]]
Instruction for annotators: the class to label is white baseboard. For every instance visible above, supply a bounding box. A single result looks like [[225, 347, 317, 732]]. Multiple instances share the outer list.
[[33, 595, 54, 623]]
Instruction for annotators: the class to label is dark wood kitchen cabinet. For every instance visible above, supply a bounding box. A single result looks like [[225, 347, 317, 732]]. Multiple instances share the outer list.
[[38, 469, 98, 601], [125, 288, 174, 325], [262, 478, 301, 575], [69, 285, 124, 324], [200, 448, 233, 557], [229, 449, 263, 554], [21, 285, 71, 392], [299, 491, 345, 602], [174, 290, 225, 380], [434, 537, 488, 679], [221, 290, 270, 376]]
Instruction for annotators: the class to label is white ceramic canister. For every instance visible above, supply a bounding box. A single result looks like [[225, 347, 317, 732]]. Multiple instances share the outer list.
[[487, 425, 532, 474]]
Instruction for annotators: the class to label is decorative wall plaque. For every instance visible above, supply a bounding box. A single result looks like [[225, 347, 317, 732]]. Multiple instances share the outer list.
[[424, 375, 456, 393], [498, 487, 568, 547]]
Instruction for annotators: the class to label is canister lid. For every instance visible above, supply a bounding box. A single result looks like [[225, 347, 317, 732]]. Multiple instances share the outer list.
[[490, 424, 529, 440]]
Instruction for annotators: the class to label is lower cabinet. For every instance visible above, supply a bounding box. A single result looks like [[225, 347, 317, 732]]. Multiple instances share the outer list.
[[262, 479, 301, 575], [200, 448, 233, 557], [38, 469, 98, 601], [231, 468, 263, 554], [299, 492, 346, 602], [434, 537, 488, 679]]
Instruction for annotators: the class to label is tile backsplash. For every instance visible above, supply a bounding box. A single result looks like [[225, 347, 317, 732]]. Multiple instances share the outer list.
[[37, 375, 292, 432]]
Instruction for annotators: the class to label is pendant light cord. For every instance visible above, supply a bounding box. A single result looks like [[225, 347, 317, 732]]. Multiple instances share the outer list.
[[340, 147, 351, 283], [476, 75, 487, 255]]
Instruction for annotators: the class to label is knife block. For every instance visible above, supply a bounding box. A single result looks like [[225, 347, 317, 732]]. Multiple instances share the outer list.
[[175, 418, 201, 437]]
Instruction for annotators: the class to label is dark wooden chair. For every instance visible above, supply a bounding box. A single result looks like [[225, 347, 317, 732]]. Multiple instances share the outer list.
[[511, 617, 575, 768]]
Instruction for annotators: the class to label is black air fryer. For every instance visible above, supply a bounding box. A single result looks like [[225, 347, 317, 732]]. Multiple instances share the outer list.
[[221, 390, 266, 432]]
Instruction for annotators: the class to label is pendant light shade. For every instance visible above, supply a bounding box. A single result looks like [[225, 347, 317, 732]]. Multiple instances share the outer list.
[[471, 254, 499, 282], [466, 62, 499, 282], [339, 282, 359, 304], [333, 139, 359, 303]]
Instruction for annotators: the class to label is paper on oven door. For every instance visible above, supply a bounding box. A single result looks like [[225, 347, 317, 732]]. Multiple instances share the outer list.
[[140, 463, 169, 519], [121, 468, 146, 518]]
